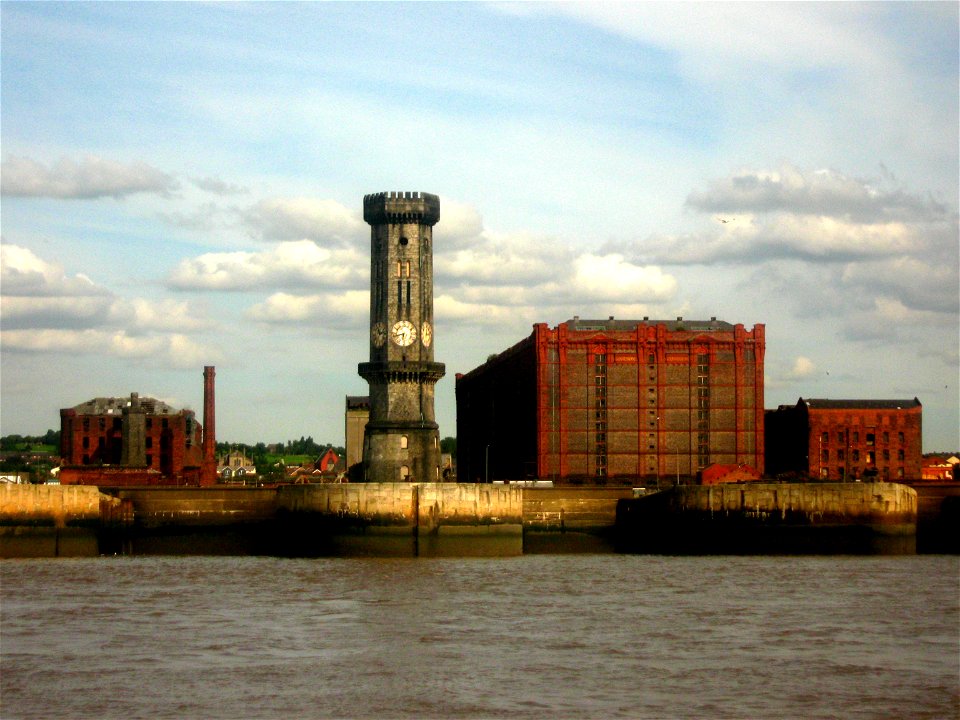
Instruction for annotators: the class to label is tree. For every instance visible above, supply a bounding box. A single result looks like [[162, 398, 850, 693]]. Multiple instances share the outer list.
[[440, 436, 457, 459]]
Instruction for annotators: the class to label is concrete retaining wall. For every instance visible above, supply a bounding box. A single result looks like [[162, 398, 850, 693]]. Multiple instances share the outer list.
[[110, 487, 279, 528], [672, 482, 916, 527], [0, 484, 120, 527], [617, 482, 918, 554], [277, 483, 523, 556]]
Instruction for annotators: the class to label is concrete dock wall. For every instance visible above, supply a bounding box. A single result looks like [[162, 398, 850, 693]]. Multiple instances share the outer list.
[[617, 482, 918, 554], [276, 483, 523, 556], [110, 487, 280, 528], [0, 484, 126, 558], [0, 484, 120, 527], [522, 487, 634, 552]]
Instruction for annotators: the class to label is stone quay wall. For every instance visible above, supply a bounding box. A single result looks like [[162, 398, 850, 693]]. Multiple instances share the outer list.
[[616, 481, 918, 554], [668, 481, 917, 530], [277, 483, 523, 535], [0, 484, 121, 528]]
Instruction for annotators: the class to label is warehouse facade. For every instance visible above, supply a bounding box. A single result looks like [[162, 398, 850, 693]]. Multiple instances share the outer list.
[[765, 398, 923, 481], [456, 317, 765, 485]]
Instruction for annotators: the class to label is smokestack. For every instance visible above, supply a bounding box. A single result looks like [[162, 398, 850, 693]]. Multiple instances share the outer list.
[[202, 366, 216, 486]]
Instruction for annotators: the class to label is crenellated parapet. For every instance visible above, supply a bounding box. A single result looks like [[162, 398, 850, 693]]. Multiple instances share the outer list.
[[363, 191, 440, 225]]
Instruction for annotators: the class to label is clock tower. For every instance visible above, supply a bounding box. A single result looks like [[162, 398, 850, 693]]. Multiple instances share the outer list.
[[358, 191, 445, 483]]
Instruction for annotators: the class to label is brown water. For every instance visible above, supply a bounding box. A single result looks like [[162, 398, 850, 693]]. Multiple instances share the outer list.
[[2, 555, 957, 719]]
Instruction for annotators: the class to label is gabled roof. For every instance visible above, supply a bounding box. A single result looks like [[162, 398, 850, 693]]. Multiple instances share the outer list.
[[801, 398, 921, 410]]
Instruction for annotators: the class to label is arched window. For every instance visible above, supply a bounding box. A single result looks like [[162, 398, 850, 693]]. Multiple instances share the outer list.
[[400, 465, 410, 480], [400, 435, 408, 449]]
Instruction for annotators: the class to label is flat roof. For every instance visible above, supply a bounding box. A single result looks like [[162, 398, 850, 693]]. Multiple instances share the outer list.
[[564, 317, 736, 332], [802, 398, 921, 410]]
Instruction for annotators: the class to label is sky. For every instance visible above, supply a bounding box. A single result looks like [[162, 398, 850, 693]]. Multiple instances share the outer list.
[[1, 1, 958, 452]]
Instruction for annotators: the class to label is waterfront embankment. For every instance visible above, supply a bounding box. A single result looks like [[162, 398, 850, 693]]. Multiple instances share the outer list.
[[1, 480, 950, 557], [617, 482, 918, 554]]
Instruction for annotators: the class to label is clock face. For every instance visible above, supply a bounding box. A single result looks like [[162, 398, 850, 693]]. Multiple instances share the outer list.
[[421, 321, 432, 348], [391, 320, 417, 347], [371, 322, 386, 348]]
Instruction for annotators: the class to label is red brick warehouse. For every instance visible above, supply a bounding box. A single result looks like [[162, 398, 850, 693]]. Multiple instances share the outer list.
[[58, 367, 218, 487], [766, 398, 923, 481], [456, 317, 765, 485]]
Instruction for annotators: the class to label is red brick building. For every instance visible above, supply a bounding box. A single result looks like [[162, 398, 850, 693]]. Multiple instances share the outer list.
[[765, 398, 923, 481], [456, 317, 765, 485], [59, 394, 205, 486]]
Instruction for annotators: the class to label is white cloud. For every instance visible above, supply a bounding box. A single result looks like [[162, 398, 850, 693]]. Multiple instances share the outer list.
[[109, 298, 215, 333], [242, 197, 365, 245], [545, 4, 896, 90], [787, 356, 816, 379], [0, 154, 178, 199], [167, 240, 367, 291], [191, 176, 248, 196], [245, 290, 368, 329], [1, 243, 107, 297], [569, 253, 677, 303], [686, 164, 949, 223], [0, 329, 220, 368]]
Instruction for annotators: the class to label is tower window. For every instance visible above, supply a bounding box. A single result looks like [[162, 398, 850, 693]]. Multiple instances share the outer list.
[[404, 261, 411, 278], [400, 435, 408, 449], [400, 465, 410, 480], [399, 236, 409, 246]]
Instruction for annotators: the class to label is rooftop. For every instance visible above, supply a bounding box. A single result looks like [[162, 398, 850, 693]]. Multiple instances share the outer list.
[[564, 316, 735, 332], [70, 396, 177, 416], [802, 398, 922, 410]]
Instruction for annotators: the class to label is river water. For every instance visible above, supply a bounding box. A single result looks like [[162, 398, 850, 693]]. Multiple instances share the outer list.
[[2, 555, 957, 719]]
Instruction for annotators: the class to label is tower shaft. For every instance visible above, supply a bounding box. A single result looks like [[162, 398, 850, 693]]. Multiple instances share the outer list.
[[359, 192, 445, 483]]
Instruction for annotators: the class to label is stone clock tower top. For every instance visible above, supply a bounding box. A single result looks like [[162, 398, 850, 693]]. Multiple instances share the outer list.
[[363, 191, 440, 226], [359, 190, 445, 483]]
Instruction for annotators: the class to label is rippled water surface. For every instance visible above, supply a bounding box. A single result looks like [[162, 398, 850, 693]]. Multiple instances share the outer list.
[[2, 555, 957, 719]]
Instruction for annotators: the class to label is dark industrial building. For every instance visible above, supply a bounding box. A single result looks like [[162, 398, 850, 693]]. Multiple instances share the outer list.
[[59, 367, 218, 486], [765, 398, 923, 481], [456, 317, 765, 485]]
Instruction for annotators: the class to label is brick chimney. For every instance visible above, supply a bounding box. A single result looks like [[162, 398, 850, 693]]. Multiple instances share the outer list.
[[202, 366, 216, 486]]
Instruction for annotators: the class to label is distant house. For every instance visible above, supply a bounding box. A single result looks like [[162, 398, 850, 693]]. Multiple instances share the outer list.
[[218, 450, 257, 482], [921, 455, 959, 481], [287, 448, 343, 484]]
